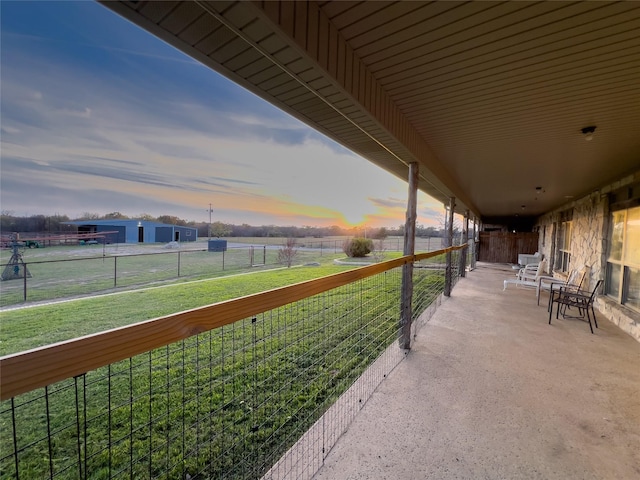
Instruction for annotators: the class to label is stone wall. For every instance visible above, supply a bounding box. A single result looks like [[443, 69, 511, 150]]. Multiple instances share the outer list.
[[535, 171, 640, 342], [537, 195, 604, 285], [595, 297, 640, 342], [569, 192, 606, 290]]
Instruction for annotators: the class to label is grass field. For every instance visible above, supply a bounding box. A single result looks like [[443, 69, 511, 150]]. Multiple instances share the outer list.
[[1, 240, 448, 479], [0, 263, 360, 356], [0, 236, 431, 355], [0, 258, 447, 480], [0, 236, 442, 308], [0, 241, 345, 308]]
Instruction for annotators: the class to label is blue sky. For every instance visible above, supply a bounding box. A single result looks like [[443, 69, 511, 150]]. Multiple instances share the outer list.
[[0, 1, 444, 228]]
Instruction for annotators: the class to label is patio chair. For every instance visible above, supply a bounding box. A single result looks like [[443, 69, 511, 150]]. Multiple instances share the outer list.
[[517, 251, 541, 267], [503, 259, 547, 290], [536, 265, 589, 306], [548, 280, 602, 334]]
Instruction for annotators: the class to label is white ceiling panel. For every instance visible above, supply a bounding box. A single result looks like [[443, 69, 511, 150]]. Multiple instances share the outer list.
[[102, 0, 640, 219]]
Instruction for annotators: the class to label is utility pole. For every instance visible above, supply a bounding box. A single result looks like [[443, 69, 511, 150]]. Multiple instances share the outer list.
[[207, 203, 213, 239]]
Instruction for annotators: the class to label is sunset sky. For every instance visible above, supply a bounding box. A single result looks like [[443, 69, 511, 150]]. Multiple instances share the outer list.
[[1, 1, 445, 229]]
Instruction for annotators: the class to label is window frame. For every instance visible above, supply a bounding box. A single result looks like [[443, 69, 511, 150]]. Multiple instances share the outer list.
[[606, 206, 640, 312], [556, 220, 572, 273]]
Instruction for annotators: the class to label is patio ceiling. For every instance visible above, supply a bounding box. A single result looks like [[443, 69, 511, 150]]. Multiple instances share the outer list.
[[102, 1, 640, 220]]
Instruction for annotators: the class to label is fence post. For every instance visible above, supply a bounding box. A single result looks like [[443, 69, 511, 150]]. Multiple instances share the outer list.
[[23, 264, 28, 302], [444, 197, 455, 296], [177, 250, 181, 277], [222, 250, 225, 271], [400, 162, 418, 349], [114, 256, 117, 288], [263, 245, 266, 265]]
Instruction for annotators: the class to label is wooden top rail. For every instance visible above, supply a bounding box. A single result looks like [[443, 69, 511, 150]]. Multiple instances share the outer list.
[[0, 246, 464, 400]]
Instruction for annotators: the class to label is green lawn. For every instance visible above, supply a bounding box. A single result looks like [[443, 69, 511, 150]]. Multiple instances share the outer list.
[[0, 237, 440, 308], [0, 244, 345, 308], [0, 265, 448, 480], [0, 263, 360, 356], [0, 247, 447, 480]]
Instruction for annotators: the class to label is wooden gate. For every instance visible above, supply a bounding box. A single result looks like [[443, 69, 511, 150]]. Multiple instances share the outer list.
[[478, 232, 539, 263]]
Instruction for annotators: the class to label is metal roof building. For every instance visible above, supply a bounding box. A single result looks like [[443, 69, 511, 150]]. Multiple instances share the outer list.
[[65, 219, 198, 244]]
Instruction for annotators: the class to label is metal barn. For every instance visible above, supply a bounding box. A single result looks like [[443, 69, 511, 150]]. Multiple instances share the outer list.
[[65, 220, 198, 243]]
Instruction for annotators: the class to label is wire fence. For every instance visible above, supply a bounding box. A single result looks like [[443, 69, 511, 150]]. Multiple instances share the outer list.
[[0, 246, 325, 308], [0, 248, 466, 480], [0, 238, 448, 308]]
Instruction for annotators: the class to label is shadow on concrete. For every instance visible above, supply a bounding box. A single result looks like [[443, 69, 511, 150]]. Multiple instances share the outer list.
[[313, 262, 640, 480]]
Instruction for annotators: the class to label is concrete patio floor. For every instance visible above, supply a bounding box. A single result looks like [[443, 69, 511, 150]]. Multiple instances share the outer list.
[[312, 262, 640, 480]]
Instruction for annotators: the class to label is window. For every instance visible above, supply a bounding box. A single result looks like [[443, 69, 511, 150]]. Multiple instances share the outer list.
[[556, 220, 572, 273], [606, 206, 640, 312]]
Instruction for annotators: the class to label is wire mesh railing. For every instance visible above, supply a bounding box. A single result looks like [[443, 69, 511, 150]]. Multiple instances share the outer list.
[[0, 247, 466, 480]]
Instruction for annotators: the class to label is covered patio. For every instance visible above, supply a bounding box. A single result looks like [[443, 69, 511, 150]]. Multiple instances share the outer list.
[[313, 262, 640, 480], [3, 3, 638, 478]]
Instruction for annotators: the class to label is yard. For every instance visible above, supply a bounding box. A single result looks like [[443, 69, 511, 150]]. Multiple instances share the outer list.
[[0, 247, 447, 479]]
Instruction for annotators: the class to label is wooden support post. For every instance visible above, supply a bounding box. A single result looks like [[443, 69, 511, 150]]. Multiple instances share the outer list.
[[399, 163, 418, 350], [471, 215, 477, 270], [550, 220, 558, 272], [444, 197, 455, 296], [460, 210, 469, 277]]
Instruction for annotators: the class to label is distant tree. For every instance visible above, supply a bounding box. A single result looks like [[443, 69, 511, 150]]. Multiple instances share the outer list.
[[48, 214, 70, 233], [266, 225, 282, 237], [157, 215, 186, 226], [279, 226, 296, 238], [104, 212, 129, 220], [439, 211, 464, 245], [78, 212, 101, 220], [277, 237, 298, 267], [211, 221, 232, 238], [27, 215, 47, 232], [328, 225, 343, 236], [195, 223, 209, 237], [137, 213, 156, 221], [302, 225, 320, 237], [231, 223, 253, 237], [0, 212, 18, 233], [423, 226, 439, 237], [373, 227, 388, 240]]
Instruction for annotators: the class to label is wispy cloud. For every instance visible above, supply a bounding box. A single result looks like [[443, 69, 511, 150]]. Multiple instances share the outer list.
[[369, 197, 407, 209], [0, 1, 443, 228]]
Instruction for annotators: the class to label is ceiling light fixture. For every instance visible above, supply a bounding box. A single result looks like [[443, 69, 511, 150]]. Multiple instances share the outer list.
[[581, 125, 596, 141]]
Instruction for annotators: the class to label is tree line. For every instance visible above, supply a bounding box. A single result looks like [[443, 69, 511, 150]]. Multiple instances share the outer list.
[[0, 211, 452, 239]]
